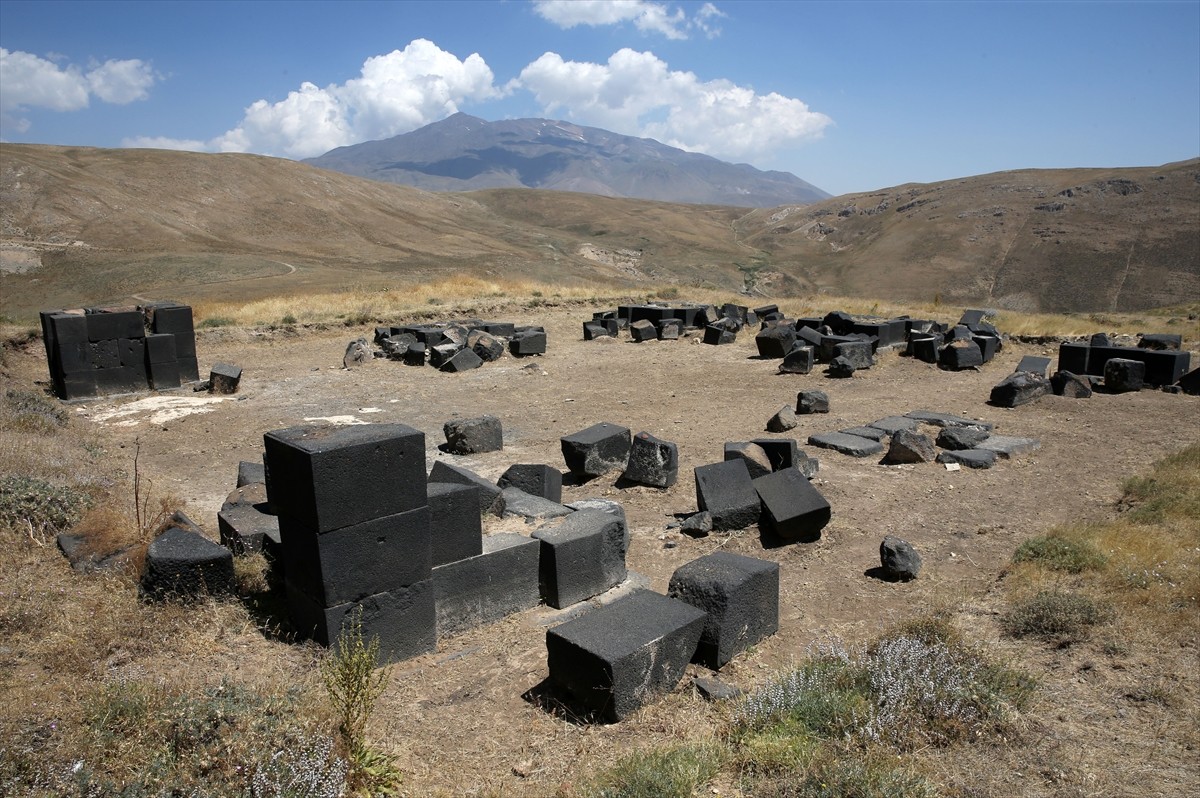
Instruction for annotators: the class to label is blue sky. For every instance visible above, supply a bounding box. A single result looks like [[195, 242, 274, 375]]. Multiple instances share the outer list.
[[2, 0, 1197, 196]]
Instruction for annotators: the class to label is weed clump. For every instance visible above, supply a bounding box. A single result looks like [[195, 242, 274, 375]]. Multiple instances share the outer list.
[[0, 474, 91, 537], [1012, 532, 1107, 573], [581, 743, 723, 798], [1002, 590, 1111, 643]]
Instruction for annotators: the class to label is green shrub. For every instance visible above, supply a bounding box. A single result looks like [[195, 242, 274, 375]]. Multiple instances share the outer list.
[[3, 388, 69, 433], [197, 316, 235, 328], [753, 751, 939, 798], [0, 475, 91, 535], [584, 744, 723, 798], [1003, 590, 1111, 643], [281, 313, 298, 325], [1012, 533, 1107, 573]]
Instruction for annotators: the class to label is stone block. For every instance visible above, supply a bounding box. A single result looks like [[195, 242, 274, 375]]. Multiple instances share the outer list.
[[533, 509, 628, 608], [753, 468, 831, 542], [880, 536, 922, 581], [936, 449, 997, 469], [1139, 334, 1182, 351], [905, 410, 994, 430], [263, 423, 427, 533], [765, 406, 798, 433], [959, 309, 988, 327], [146, 360, 181, 390], [1104, 358, 1145, 393], [1090, 333, 1112, 347], [749, 439, 804, 472], [500, 487, 573, 523], [51, 370, 97, 400], [623, 432, 679, 488], [834, 341, 874, 370], [818, 334, 861, 362], [989, 371, 1051, 407], [1057, 342, 1090, 375], [939, 340, 983, 370], [468, 330, 505, 362], [510, 329, 547, 356], [428, 343, 461, 369], [177, 356, 200, 383], [473, 321, 516, 337], [657, 319, 683, 340], [868, 415, 919, 435], [237, 460, 266, 487], [218, 484, 279, 556], [118, 338, 146, 372], [1015, 355, 1052, 377], [428, 460, 504, 515], [796, 390, 829, 414], [90, 340, 121, 369], [427, 482, 483, 567], [561, 422, 631, 479], [694, 460, 760, 532], [703, 325, 737, 345], [144, 333, 177, 364], [755, 326, 796, 358], [840, 426, 886, 442], [433, 533, 541, 637], [723, 442, 773, 479], [668, 551, 779, 669], [86, 309, 143, 342], [807, 432, 884, 457], [1050, 370, 1093, 398], [150, 304, 194, 336], [440, 347, 484, 373], [140, 524, 234, 601], [629, 319, 659, 342], [909, 334, 942, 363], [210, 362, 242, 394], [977, 435, 1040, 459], [403, 342, 426, 366], [883, 430, 937, 464], [94, 365, 145, 395], [546, 589, 706, 721], [498, 463, 563, 503], [280, 506, 432, 607], [443, 415, 503, 454], [583, 321, 615, 340], [972, 334, 1001, 363], [779, 345, 814, 374], [1177, 367, 1200, 396], [286, 579, 436, 663], [935, 427, 989, 450]]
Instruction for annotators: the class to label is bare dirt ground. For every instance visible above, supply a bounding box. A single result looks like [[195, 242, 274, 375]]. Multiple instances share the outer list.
[[9, 305, 1198, 795]]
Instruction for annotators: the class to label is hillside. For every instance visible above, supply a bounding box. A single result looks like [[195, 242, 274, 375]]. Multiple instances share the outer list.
[[304, 112, 830, 208], [1, 144, 1196, 320]]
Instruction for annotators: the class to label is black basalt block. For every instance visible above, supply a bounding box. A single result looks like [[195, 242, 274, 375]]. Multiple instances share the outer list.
[[546, 589, 707, 721], [753, 468, 831, 542], [90, 340, 121, 369], [561, 422, 631, 479], [1057, 342, 1090, 376], [1015, 355, 1053, 377], [86, 309, 143, 342], [150, 304, 194, 335], [749, 438, 803, 472], [427, 482, 483, 567], [509, 330, 547, 356], [140, 524, 234, 601], [623, 432, 679, 488], [286, 580, 436, 663], [668, 551, 780, 669], [144, 333, 177, 364], [532, 509, 628, 608], [280, 506, 432, 607], [694, 459, 760, 532], [755, 326, 796, 358], [263, 423, 428, 534], [147, 360, 181, 390], [177, 356, 200, 382], [498, 463, 563, 503], [703, 325, 737, 345], [428, 460, 505, 516], [433, 533, 541, 637], [94, 365, 145, 395]]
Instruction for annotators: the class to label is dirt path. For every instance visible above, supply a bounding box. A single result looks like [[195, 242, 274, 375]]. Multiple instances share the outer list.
[[14, 306, 1198, 795]]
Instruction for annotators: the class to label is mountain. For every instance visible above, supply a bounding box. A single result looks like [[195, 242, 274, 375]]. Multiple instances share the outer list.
[[1, 143, 1196, 321], [303, 113, 830, 207]]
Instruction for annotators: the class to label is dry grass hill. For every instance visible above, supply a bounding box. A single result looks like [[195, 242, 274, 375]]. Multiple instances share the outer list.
[[1, 143, 1197, 321]]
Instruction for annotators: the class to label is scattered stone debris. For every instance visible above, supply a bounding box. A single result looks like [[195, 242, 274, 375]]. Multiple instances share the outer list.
[[879, 535, 922, 581]]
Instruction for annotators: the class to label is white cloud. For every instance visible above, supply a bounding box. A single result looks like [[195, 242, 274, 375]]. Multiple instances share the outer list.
[[515, 49, 831, 163], [692, 3, 727, 39], [121, 135, 208, 151], [183, 39, 500, 159], [534, 0, 694, 40], [0, 48, 157, 131]]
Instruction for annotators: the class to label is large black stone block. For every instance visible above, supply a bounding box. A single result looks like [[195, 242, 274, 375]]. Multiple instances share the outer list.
[[428, 460, 504, 515], [546, 589, 707, 721], [509, 329, 547, 356], [426, 482, 483, 567], [263, 423, 427, 534], [1104, 358, 1145, 393], [694, 460, 760, 532], [147, 360, 182, 390], [532, 509, 628, 608], [280, 506, 432, 606], [144, 333, 177, 364], [668, 552, 780, 669], [989, 371, 1051, 407], [443, 415, 502, 454], [753, 468, 831, 542], [286, 579, 436, 663], [939, 340, 983, 370], [86, 309, 143, 342], [623, 432, 679, 488], [433, 533, 541, 637], [498, 463, 563, 503], [140, 523, 234, 601], [561, 422, 631, 479], [755, 326, 796, 358]]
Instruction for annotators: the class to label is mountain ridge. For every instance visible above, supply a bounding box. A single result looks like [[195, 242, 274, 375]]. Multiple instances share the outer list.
[[303, 112, 831, 207]]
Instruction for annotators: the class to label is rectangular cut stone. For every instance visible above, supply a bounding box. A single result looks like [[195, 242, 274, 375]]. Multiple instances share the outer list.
[[86, 309, 143, 342], [147, 360, 181, 390], [509, 330, 547, 355], [668, 551, 780, 669], [218, 503, 280, 556], [94, 365, 145, 395], [1087, 346, 1190, 387], [977, 435, 1041, 458], [753, 468, 831, 542], [546, 589, 707, 721], [433, 533, 540, 637], [694, 459, 760, 531], [286, 580, 436, 664], [498, 463, 563, 503], [280, 506, 432, 606], [428, 460, 504, 515], [264, 423, 428, 533], [532, 509, 627, 608], [868, 415, 919, 434], [1057, 342, 1090, 375], [749, 438, 804, 471], [178, 356, 200, 382], [904, 410, 994, 430], [150, 304, 194, 335], [806, 432, 885, 457], [427, 482, 483, 567], [144, 333, 177, 364], [53, 371, 97, 400], [1016, 355, 1052, 377], [561, 422, 631, 478]]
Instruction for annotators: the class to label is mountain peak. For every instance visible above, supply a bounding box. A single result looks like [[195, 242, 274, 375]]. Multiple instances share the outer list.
[[304, 115, 830, 207]]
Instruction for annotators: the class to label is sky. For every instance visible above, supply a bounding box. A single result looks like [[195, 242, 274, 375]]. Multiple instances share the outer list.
[[1, 0, 1198, 197]]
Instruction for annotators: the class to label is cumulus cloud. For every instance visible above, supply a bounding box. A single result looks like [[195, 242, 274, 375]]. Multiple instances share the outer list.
[[0, 48, 157, 131], [121, 135, 208, 151], [174, 39, 499, 158], [534, 0, 710, 40], [515, 48, 831, 163]]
